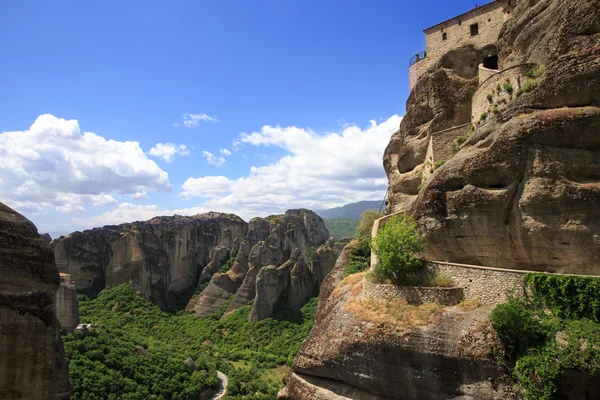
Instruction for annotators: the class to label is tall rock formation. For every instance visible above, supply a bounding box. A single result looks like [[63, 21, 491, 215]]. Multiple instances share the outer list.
[[52, 209, 339, 317], [385, 0, 600, 273], [55, 273, 79, 331], [52, 213, 248, 310], [0, 202, 70, 399], [186, 209, 341, 321], [283, 0, 600, 398]]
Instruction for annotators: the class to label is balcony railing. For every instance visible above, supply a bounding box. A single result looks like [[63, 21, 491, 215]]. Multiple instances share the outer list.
[[409, 51, 427, 66]]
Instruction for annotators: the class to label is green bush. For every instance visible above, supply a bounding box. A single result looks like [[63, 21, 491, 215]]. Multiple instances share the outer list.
[[490, 294, 552, 355], [491, 274, 600, 400], [503, 82, 514, 94], [480, 112, 488, 121], [456, 135, 468, 145], [344, 260, 369, 277], [343, 240, 371, 277], [516, 79, 538, 97], [434, 159, 446, 169], [487, 93, 494, 103], [524, 273, 600, 322], [526, 64, 545, 79], [371, 215, 426, 283], [356, 210, 383, 247], [218, 248, 238, 273]]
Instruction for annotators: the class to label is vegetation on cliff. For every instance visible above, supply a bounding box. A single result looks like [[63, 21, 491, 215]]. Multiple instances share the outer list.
[[491, 274, 600, 400], [63, 284, 316, 399]]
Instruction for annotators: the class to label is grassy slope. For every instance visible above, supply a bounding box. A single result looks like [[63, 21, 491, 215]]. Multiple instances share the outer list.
[[63, 284, 316, 400], [324, 218, 358, 239]]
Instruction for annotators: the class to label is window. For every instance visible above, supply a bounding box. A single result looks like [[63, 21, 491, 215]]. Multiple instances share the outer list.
[[470, 23, 479, 36], [442, 32, 447, 40], [459, 20, 462, 26]]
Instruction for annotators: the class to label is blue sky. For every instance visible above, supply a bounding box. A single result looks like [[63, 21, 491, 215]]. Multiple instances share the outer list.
[[0, 0, 484, 234]]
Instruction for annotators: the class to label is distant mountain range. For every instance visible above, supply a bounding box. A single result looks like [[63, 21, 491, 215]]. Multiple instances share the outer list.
[[317, 200, 381, 220]]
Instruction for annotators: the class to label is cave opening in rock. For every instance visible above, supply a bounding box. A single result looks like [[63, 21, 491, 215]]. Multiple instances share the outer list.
[[483, 55, 499, 70]]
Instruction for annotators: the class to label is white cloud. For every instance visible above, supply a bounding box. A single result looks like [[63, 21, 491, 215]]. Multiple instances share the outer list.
[[149, 143, 190, 163], [0, 114, 171, 215], [202, 150, 226, 166], [54, 115, 402, 231], [220, 148, 232, 156], [130, 191, 148, 200], [180, 115, 402, 217], [175, 113, 219, 127], [180, 176, 232, 199]]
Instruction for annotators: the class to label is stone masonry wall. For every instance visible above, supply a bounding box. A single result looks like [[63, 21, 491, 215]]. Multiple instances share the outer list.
[[472, 63, 534, 124], [431, 123, 472, 162], [424, 0, 513, 61], [425, 261, 525, 305], [408, 57, 435, 92], [363, 280, 464, 306]]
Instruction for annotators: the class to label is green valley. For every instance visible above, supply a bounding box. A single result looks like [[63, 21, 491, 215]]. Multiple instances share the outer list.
[[62, 284, 316, 400]]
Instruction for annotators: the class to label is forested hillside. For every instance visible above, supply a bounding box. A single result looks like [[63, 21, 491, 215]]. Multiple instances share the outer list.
[[62, 284, 316, 400]]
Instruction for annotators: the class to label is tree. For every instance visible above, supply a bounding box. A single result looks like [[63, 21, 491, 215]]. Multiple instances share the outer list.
[[371, 215, 426, 283], [356, 210, 384, 246]]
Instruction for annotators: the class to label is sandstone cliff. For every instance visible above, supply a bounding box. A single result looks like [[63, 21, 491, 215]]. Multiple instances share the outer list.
[[386, 0, 600, 273], [281, 243, 518, 400], [52, 213, 248, 310], [52, 209, 338, 317], [55, 274, 79, 331], [186, 209, 341, 321], [0, 202, 70, 399], [283, 0, 600, 398]]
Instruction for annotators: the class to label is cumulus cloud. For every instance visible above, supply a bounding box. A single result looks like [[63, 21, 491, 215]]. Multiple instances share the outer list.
[[56, 115, 402, 230], [220, 148, 232, 156], [174, 113, 218, 127], [130, 191, 149, 200], [180, 176, 233, 198], [0, 114, 171, 215], [149, 143, 190, 163], [202, 151, 226, 166], [180, 115, 402, 216]]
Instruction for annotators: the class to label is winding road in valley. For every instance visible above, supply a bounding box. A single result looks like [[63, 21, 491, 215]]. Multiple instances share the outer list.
[[211, 371, 228, 400]]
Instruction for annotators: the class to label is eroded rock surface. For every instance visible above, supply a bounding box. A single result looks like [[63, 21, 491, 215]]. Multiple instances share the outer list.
[[386, 0, 600, 273], [282, 243, 518, 400], [187, 210, 341, 321], [0, 202, 70, 399], [286, 1, 600, 398], [52, 212, 248, 310]]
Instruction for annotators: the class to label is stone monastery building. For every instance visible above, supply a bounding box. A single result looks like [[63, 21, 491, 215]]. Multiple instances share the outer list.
[[409, 0, 516, 90]]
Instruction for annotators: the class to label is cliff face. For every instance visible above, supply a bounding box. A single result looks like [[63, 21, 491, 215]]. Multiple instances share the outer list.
[[52, 213, 248, 310], [52, 209, 337, 317], [55, 275, 79, 331], [386, 0, 600, 273], [0, 202, 70, 399], [281, 243, 518, 400], [186, 210, 341, 321], [283, 0, 600, 398]]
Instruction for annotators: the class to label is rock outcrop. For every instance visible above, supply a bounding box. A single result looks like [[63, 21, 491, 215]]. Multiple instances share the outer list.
[[284, 0, 600, 398], [55, 273, 79, 331], [282, 243, 519, 400], [0, 202, 70, 399], [52, 213, 248, 310], [187, 210, 341, 321], [52, 208, 339, 317], [385, 0, 600, 273]]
